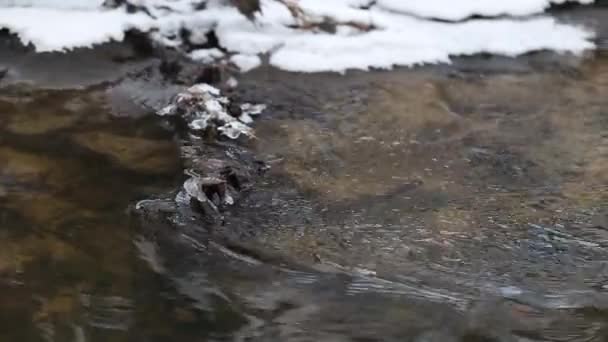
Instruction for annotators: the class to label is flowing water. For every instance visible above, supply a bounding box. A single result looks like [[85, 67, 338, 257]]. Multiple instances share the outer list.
[[0, 85, 218, 341], [141, 54, 608, 341], [1, 24, 608, 342]]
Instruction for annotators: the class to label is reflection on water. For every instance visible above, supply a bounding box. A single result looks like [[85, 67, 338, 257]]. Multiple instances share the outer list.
[[0, 86, 247, 341]]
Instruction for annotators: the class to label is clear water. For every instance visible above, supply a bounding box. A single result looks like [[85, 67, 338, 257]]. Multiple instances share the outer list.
[[1, 51, 608, 341]]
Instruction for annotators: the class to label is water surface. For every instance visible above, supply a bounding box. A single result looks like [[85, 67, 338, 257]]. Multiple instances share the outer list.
[[1, 40, 608, 342], [0, 85, 244, 341]]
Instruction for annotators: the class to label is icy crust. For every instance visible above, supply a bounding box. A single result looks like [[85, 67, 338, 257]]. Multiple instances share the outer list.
[[158, 83, 266, 139], [0, 0, 597, 72]]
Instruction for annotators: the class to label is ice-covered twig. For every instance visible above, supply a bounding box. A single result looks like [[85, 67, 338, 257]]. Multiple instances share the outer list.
[[157, 83, 266, 139]]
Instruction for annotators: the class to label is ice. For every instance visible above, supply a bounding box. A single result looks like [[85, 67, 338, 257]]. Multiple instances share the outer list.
[[241, 103, 266, 116], [158, 83, 265, 139]]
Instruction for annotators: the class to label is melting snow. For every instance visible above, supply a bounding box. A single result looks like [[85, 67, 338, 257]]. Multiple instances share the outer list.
[[0, 0, 597, 72]]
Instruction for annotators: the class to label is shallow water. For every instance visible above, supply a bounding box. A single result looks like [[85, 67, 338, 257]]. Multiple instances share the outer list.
[[145, 53, 608, 341], [0, 86, 242, 341], [2, 37, 608, 342]]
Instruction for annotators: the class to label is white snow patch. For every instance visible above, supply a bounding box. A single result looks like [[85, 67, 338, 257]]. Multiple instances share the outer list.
[[377, 0, 595, 21], [270, 14, 594, 72], [0, 0, 597, 71], [230, 54, 262, 72], [189, 48, 225, 62], [0, 7, 152, 51]]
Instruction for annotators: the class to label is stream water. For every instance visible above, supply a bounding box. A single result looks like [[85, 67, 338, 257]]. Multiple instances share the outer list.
[[1, 23, 608, 342], [0, 85, 218, 341]]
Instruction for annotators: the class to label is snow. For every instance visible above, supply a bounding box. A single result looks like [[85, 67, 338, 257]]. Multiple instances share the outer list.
[[230, 54, 262, 72], [377, 0, 595, 21], [189, 48, 225, 62], [0, 7, 152, 51], [296, 0, 374, 23], [270, 14, 594, 72], [223, 3, 594, 72], [0, 0, 597, 72]]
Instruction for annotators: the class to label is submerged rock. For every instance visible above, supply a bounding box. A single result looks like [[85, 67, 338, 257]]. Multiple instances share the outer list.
[[0, 146, 75, 190], [73, 131, 179, 175], [7, 109, 80, 135], [5, 193, 97, 230]]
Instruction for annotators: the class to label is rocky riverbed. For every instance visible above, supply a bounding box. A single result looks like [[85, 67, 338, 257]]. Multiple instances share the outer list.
[[135, 56, 608, 340]]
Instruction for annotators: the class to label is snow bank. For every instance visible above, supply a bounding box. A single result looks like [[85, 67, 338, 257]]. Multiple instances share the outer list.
[[0, 0, 596, 72], [377, 0, 595, 22], [269, 14, 594, 72], [230, 54, 262, 72], [0, 7, 152, 51], [214, 1, 595, 72]]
